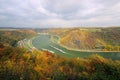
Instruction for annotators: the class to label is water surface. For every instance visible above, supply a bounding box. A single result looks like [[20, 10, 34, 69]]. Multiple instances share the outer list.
[[32, 35, 120, 60]]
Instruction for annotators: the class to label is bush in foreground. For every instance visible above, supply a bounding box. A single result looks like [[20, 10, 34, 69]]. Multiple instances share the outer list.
[[0, 47, 120, 80]]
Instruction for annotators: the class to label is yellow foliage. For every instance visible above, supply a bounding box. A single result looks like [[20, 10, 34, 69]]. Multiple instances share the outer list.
[[34, 65, 42, 72], [5, 60, 13, 68], [59, 66, 63, 72], [23, 53, 31, 61], [36, 54, 41, 60]]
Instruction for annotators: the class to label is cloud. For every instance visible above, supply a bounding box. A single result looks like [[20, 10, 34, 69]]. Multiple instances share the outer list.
[[0, 0, 120, 28]]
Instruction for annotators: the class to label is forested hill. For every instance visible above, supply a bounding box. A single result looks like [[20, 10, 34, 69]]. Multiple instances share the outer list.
[[0, 29, 36, 47], [0, 28, 120, 80], [45, 27, 120, 51]]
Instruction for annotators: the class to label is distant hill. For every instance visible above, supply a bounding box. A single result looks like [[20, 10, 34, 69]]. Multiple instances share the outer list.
[[47, 27, 120, 51], [0, 29, 36, 47]]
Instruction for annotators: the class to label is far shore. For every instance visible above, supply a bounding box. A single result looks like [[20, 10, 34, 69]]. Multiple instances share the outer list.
[[56, 42, 120, 53], [37, 33, 120, 53]]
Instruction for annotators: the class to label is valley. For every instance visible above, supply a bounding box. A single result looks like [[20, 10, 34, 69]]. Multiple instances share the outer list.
[[1, 0, 120, 79], [32, 34, 120, 60], [0, 27, 120, 80]]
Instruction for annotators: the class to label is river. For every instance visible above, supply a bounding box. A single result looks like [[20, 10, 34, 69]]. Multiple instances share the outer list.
[[32, 34, 120, 60]]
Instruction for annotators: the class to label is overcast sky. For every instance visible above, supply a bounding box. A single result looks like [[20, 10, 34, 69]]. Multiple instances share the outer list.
[[0, 0, 120, 28]]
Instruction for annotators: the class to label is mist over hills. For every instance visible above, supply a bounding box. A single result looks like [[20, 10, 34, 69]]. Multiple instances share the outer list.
[[0, 26, 120, 29]]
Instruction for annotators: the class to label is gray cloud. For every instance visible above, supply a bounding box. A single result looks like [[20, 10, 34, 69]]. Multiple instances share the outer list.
[[0, 0, 120, 28]]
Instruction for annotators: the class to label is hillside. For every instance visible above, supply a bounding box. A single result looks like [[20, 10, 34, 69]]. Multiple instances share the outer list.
[[47, 27, 120, 51], [0, 29, 36, 47], [0, 28, 120, 80], [0, 46, 120, 80]]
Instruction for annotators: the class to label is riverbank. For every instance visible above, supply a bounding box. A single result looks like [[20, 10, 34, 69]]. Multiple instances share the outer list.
[[31, 34, 120, 60], [57, 43, 120, 52], [36, 33, 120, 53], [49, 34, 120, 53], [18, 37, 37, 51]]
